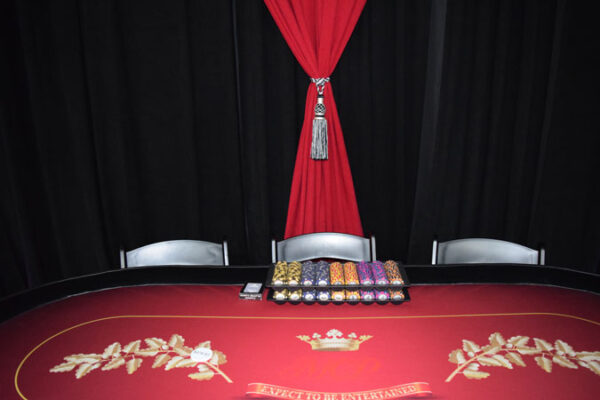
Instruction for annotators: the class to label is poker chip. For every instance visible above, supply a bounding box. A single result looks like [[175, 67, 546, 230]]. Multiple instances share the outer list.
[[371, 261, 389, 285], [384, 260, 404, 285], [303, 289, 316, 302], [287, 261, 302, 286], [357, 262, 374, 285], [330, 262, 345, 285], [390, 289, 405, 301], [301, 261, 316, 286], [317, 290, 330, 301], [315, 261, 330, 286], [346, 290, 360, 302], [273, 289, 288, 301], [272, 261, 287, 286], [375, 289, 390, 301], [288, 289, 302, 301], [332, 290, 345, 301], [269, 259, 409, 305], [360, 289, 375, 301], [343, 262, 359, 285]]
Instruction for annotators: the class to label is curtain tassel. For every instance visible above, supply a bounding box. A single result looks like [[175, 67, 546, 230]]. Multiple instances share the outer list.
[[312, 94, 328, 160], [310, 77, 330, 160]]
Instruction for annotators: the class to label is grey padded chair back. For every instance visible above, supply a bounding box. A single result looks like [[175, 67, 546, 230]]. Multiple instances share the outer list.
[[272, 232, 376, 263], [120, 239, 229, 268], [432, 238, 544, 265]]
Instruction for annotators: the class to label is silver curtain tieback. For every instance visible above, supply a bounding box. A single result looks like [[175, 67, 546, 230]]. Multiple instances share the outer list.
[[310, 77, 330, 160]]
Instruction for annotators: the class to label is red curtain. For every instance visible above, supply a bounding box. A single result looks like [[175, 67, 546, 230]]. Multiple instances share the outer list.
[[264, 0, 366, 239]]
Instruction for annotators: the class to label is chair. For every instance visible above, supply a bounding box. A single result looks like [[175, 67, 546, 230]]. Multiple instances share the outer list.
[[120, 239, 229, 268], [271, 232, 376, 263], [431, 238, 545, 265]]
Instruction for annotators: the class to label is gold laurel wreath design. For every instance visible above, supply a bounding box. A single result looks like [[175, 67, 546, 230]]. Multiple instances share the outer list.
[[446, 332, 600, 382], [49, 334, 232, 383]]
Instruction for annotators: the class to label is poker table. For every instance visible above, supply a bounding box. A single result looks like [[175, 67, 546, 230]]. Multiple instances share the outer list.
[[1, 265, 599, 399]]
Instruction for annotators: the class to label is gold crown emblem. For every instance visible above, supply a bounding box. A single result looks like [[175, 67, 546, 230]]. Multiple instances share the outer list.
[[297, 329, 372, 352]]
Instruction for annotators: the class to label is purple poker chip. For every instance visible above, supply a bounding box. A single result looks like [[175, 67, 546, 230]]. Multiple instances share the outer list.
[[357, 261, 374, 285], [375, 289, 390, 301], [371, 261, 389, 285], [360, 289, 375, 301]]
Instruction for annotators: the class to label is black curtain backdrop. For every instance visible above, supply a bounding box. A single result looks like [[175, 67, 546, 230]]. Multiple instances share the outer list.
[[1, 0, 598, 297]]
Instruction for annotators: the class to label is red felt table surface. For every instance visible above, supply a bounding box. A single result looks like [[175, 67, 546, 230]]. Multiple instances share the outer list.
[[1, 284, 599, 399]]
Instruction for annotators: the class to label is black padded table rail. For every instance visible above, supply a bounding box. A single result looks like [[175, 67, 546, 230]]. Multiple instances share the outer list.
[[1, 264, 598, 322]]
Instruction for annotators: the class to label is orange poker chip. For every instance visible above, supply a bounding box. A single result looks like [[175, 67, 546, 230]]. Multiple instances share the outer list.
[[330, 262, 344, 285], [343, 262, 359, 285]]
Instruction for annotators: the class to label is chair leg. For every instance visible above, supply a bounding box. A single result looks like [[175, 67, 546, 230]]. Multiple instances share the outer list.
[[271, 239, 277, 264], [431, 239, 438, 265], [370, 235, 377, 262], [119, 249, 127, 269], [223, 240, 229, 266]]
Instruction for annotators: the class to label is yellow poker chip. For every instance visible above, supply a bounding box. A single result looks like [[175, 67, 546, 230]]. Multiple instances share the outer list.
[[289, 289, 302, 301], [272, 261, 288, 286], [346, 290, 360, 301], [273, 289, 289, 301], [332, 290, 345, 301]]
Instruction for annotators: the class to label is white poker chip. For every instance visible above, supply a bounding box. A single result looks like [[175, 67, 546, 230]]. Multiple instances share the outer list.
[[191, 348, 213, 362]]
